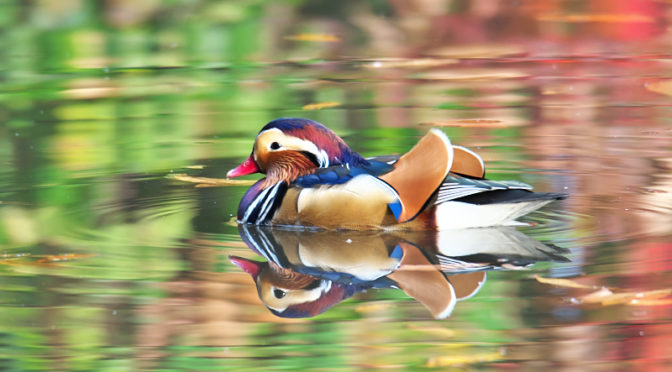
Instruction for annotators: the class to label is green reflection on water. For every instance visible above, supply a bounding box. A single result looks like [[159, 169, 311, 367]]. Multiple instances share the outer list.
[[0, 3, 555, 370], [2, 0, 671, 371]]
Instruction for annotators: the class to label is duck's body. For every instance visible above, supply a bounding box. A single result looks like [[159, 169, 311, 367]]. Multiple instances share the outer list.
[[228, 118, 566, 230]]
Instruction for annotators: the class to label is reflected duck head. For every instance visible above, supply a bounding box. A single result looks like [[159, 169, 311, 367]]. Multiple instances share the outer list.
[[229, 255, 354, 318]]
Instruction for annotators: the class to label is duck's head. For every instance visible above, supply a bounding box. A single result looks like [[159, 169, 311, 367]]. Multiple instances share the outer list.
[[227, 118, 367, 184], [229, 255, 353, 318]]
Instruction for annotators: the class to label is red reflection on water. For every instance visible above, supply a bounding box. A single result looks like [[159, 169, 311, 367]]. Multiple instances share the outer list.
[[591, 0, 665, 41], [607, 324, 672, 371]]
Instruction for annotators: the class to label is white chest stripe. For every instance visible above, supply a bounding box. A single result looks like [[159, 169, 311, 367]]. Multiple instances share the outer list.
[[242, 181, 283, 224], [240, 225, 280, 265], [257, 182, 282, 222], [318, 149, 329, 167]]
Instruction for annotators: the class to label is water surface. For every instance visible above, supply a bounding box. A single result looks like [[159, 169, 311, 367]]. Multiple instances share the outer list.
[[1, 1, 671, 370]]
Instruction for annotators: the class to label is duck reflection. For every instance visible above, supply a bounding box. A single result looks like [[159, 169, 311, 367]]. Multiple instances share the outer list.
[[231, 225, 568, 319]]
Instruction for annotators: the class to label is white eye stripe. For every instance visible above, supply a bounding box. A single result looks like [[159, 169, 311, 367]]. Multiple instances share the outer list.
[[318, 149, 329, 167], [258, 128, 330, 168]]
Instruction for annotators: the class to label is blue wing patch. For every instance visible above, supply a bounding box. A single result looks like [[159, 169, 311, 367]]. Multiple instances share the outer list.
[[294, 168, 351, 187], [388, 200, 402, 220], [293, 159, 395, 188], [361, 157, 397, 175], [298, 174, 320, 186], [389, 244, 404, 260]]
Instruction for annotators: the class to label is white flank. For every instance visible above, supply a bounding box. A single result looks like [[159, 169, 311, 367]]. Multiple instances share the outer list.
[[434, 200, 552, 230]]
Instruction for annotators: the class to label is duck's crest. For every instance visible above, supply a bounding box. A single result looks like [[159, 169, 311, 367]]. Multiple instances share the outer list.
[[262, 118, 368, 167]]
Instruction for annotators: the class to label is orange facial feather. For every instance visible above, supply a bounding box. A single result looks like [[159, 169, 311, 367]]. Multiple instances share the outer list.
[[264, 262, 318, 289], [261, 151, 318, 187]]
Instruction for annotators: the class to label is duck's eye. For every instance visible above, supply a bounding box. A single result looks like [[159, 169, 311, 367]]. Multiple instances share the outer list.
[[273, 289, 286, 299], [269, 142, 281, 150]]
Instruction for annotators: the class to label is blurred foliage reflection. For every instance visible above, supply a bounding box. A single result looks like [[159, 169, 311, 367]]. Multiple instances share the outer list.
[[1, 0, 672, 371]]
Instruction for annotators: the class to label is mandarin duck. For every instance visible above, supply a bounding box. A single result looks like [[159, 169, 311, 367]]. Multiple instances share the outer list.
[[227, 118, 566, 230], [230, 225, 568, 318]]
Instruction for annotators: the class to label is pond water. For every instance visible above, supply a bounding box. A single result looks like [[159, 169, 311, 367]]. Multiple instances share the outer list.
[[1, 1, 671, 371]]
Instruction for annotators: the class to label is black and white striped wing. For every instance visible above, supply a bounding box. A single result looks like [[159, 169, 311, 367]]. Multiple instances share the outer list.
[[435, 175, 533, 204]]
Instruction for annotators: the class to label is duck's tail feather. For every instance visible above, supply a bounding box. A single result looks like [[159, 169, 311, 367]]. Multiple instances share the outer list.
[[453, 189, 568, 205], [434, 197, 561, 229]]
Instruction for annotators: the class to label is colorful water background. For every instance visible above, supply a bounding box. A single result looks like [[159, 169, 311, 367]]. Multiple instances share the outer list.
[[0, 1, 671, 370]]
